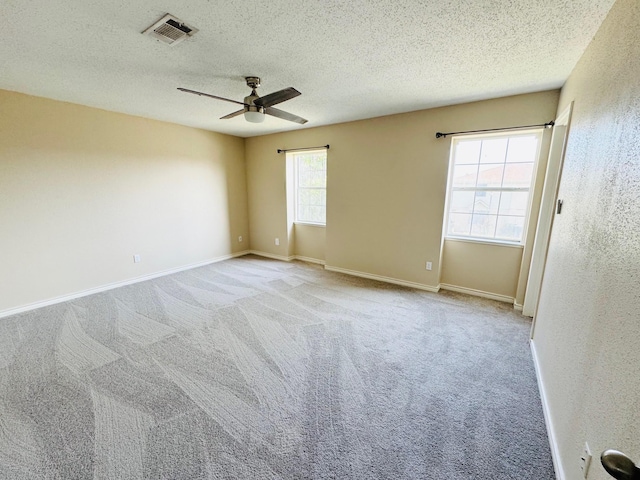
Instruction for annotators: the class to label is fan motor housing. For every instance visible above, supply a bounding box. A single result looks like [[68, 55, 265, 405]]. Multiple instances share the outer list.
[[244, 94, 263, 112]]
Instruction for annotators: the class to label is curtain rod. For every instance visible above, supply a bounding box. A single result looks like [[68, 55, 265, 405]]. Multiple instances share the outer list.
[[435, 121, 554, 139], [277, 144, 330, 154]]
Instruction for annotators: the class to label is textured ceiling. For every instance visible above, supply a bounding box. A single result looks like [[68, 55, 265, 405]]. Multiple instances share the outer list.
[[1, 0, 615, 137]]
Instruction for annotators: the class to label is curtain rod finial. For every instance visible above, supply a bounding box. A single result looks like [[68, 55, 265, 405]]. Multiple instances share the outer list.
[[435, 132, 446, 139]]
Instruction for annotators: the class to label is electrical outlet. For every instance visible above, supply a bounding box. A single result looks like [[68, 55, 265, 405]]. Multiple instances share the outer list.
[[426, 261, 433, 271], [238, 236, 243, 243], [580, 442, 592, 478], [133, 254, 141, 263], [275, 238, 280, 246]]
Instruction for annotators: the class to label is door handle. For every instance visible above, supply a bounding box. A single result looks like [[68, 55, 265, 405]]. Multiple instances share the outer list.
[[601, 450, 640, 479]]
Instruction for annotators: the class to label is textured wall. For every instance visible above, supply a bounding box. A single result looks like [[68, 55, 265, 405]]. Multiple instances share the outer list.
[[0, 90, 248, 313], [532, 0, 640, 478], [246, 91, 558, 294]]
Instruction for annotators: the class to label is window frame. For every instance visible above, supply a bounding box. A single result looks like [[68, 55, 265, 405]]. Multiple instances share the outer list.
[[443, 129, 543, 246], [292, 149, 327, 226]]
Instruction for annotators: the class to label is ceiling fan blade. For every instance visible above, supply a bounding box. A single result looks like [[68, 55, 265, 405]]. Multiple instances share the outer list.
[[253, 87, 301, 108], [220, 109, 245, 120], [177, 88, 247, 106], [265, 107, 308, 125]]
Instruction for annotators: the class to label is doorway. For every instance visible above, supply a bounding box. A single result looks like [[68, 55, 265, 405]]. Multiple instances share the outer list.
[[524, 103, 574, 321]]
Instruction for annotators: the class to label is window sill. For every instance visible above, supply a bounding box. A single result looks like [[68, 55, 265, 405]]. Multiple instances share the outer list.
[[294, 222, 326, 228], [444, 236, 524, 248]]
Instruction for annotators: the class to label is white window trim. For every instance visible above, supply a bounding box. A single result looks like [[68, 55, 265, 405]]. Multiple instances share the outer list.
[[442, 128, 543, 246], [294, 221, 326, 228], [444, 236, 525, 249], [292, 149, 327, 226]]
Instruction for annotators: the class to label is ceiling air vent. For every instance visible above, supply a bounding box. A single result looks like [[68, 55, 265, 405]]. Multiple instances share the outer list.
[[143, 14, 198, 46]]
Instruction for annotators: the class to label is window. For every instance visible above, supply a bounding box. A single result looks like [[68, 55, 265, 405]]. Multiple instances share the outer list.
[[444, 131, 542, 244], [292, 150, 327, 225]]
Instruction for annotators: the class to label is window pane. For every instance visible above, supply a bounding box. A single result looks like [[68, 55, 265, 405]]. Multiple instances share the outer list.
[[495, 216, 525, 241], [297, 153, 326, 170], [480, 138, 508, 164], [477, 164, 504, 187], [297, 153, 326, 187], [450, 191, 474, 213], [299, 170, 326, 188], [506, 136, 538, 163], [448, 213, 472, 236], [298, 205, 326, 223], [300, 206, 326, 224], [455, 141, 481, 165], [298, 188, 326, 207], [470, 214, 497, 238], [473, 190, 500, 214], [295, 151, 327, 224], [499, 192, 529, 216], [452, 164, 478, 187], [503, 163, 533, 187], [446, 132, 540, 243], [297, 171, 308, 187], [297, 205, 310, 222]]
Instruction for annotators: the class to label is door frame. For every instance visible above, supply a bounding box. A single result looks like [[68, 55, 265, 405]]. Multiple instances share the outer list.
[[524, 102, 574, 324]]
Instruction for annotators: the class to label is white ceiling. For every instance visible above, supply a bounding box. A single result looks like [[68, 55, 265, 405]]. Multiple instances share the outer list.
[[1, 0, 615, 138]]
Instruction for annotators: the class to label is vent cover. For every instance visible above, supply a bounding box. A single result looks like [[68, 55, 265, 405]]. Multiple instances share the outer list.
[[143, 14, 198, 46]]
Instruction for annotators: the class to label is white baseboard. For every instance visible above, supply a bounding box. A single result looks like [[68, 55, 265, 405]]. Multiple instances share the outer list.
[[439, 283, 515, 304], [247, 250, 295, 262], [514, 302, 524, 312], [324, 265, 440, 293], [292, 255, 326, 265], [248, 250, 326, 265], [0, 250, 250, 319], [530, 340, 565, 480]]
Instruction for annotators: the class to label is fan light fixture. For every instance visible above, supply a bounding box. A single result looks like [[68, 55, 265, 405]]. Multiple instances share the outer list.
[[244, 106, 265, 123]]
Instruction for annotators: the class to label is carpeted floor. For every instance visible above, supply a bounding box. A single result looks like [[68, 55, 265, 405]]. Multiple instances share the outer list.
[[0, 255, 554, 479]]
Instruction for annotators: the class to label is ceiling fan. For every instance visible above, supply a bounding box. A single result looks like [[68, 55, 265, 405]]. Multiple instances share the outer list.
[[178, 76, 308, 124]]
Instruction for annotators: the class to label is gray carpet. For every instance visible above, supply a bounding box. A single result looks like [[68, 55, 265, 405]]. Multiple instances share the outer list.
[[0, 255, 554, 479]]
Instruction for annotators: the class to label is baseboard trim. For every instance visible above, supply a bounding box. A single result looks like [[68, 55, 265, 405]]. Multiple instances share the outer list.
[[293, 255, 326, 265], [0, 250, 250, 319], [514, 302, 524, 312], [530, 340, 565, 480], [324, 265, 440, 293], [439, 283, 515, 304], [247, 251, 326, 265], [247, 250, 295, 262]]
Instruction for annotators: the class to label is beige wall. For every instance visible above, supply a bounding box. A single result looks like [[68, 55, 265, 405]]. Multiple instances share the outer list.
[[440, 240, 523, 299], [294, 224, 326, 262], [532, 0, 640, 478], [0, 90, 248, 313], [246, 91, 559, 293]]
